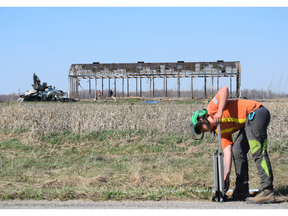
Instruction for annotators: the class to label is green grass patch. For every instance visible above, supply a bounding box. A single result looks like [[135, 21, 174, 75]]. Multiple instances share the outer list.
[[269, 141, 288, 154], [0, 128, 287, 201], [0, 129, 13, 135], [0, 138, 31, 151], [275, 185, 288, 196], [13, 128, 30, 134]]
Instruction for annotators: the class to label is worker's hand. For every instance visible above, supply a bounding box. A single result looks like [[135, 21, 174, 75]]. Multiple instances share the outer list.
[[224, 179, 230, 192], [214, 111, 223, 124]]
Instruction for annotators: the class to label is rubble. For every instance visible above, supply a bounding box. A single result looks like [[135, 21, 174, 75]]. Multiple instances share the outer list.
[[17, 73, 77, 102]]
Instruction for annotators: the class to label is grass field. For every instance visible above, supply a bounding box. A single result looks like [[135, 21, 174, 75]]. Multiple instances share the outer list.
[[0, 100, 288, 201]]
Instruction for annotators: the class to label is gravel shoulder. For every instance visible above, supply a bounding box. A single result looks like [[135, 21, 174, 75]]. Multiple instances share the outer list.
[[1, 200, 288, 209]]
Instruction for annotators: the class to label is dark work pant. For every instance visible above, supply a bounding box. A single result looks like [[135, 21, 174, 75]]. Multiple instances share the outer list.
[[232, 106, 274, 190]]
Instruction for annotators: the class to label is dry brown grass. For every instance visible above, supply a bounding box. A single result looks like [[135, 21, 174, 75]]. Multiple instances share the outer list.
[[0, 102, 205, 134], [1, 101, 288, 141], [1, 101, 288, 201]]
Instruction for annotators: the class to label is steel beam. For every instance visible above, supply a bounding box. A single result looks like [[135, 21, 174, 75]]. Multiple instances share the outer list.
[[212, 74, 214, 97], [127, 77, 129, 97], [114, 77, 116, 97], [136, 77, 138, 97], [163, 76, 165, 97], [191, 76, 193, 99], [150, 76, 151, 98], [76, 78, 79, 99], [230, 77, 232, 97], [153, 76, 155, 97], [204, 75, 207, 99], [140, 76, 142, 97], [95, 77, 97, 100], [236, 72, 241, 98], [108, 77, 110, 95], [217, 69, 220, 92], [177, 72, 180, 97], [102, 77, 104, 97], [89, 78, 91, 100], [122, 77, 124, 97], [165, 76, 168, 97], [71, 73, 240, 79]]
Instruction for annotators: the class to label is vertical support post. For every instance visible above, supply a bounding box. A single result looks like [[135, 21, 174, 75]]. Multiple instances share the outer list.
[[108, 76, 110, 95], [153, 76, 155, 97], [75, 77, 77, 98], [230, 77, 232, 98], [236, 62, 241, 98], [150, 76, 151, 98], [122, 77, 124, 97], [75, 78, 77, 98], [89, 78, 91, 100], [191, 75, 193, 99], [212, 72, 214, 97], [127, 77, 129, 97], [102, 77, 104, 97], [71, 76, 74, 98], [204, 65, 207, 98], [217, 69, 220, 92], [73, 77, 76, 98], [76, 78, 79, 99], [136, 77, 138, 97], [177, 72, 180, 97], [163, 76, 165, 97], [70, 77, 75, 98], [70, 76, 72, 98], [204, 75, 207, 99], [70, 77, 71, 98], [236, 74, 240, 98], [140, 76, 142, 97], [71, 77, 73, 98], [74, 78, 76, 98], [95, 77, 97, 100], [71, 78, 73, 98], [114, 77, 116, 97], [68, 76, 70, 98], [165, 76, 168, 97], [235, 61, 241, 98]]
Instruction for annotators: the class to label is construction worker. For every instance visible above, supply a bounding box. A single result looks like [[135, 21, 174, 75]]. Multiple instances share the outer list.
[[98, 90, 101, 97], [190, 86, 275, 204]]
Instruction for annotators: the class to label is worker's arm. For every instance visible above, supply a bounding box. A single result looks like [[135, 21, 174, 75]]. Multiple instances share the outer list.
[[223, 144, 232, 192], [214, 86, 229, 124]]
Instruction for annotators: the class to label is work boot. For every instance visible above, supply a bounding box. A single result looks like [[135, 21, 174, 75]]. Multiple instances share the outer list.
[[246, 188, 276, 204], [232, 183, 250, 199]]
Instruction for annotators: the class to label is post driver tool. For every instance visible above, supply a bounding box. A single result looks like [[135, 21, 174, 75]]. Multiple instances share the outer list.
[[212, 124, 228, 202]]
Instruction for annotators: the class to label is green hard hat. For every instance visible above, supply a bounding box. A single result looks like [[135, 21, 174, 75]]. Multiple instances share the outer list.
[[190, 109, 208, 137]]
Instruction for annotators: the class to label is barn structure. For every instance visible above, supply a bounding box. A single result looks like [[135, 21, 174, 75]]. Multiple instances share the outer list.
[[68, 60, 241, 99]]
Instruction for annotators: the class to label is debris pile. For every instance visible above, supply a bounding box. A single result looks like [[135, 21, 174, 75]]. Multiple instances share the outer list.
[[17, 73, 75, 102]]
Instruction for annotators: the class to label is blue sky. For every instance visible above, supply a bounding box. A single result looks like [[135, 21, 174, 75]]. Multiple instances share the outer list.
[[1, 3, 288, 96]]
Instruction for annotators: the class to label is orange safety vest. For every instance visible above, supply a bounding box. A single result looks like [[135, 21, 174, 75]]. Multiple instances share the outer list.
[[207, 93, 262, 150]]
